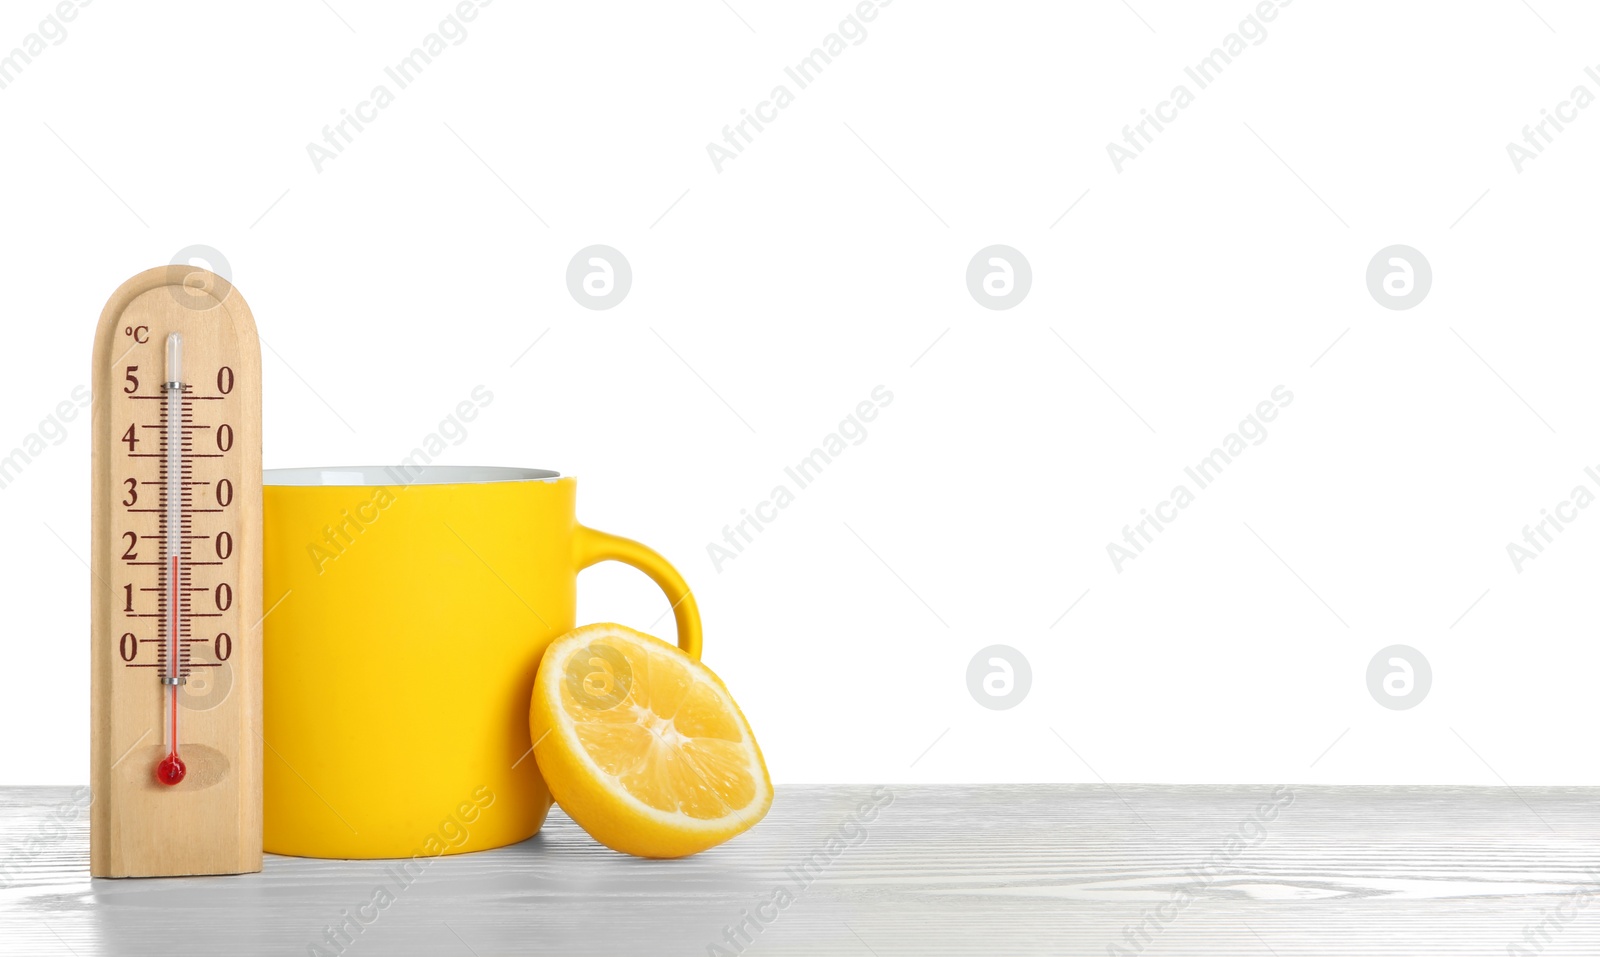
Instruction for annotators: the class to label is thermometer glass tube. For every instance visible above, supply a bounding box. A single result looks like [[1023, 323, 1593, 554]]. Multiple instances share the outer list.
[[156, 332, 186, 786]]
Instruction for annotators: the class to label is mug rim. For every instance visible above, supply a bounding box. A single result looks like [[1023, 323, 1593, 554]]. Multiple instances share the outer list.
[[263, 465, 562, 487]]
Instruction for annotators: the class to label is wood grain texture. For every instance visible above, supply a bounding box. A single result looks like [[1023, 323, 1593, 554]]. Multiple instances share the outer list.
[[3, 784, 1597, 955], [90, 266, 262, 877]]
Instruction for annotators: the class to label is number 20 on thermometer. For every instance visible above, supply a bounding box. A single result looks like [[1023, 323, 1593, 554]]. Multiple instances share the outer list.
[[90, 265, 262, 877]]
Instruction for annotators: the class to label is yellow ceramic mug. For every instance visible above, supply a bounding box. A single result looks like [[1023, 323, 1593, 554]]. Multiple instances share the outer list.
[[260, 466, 700, 858]]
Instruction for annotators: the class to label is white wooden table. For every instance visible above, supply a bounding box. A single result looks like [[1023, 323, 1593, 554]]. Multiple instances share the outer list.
[[2, 784, 1595, 955]]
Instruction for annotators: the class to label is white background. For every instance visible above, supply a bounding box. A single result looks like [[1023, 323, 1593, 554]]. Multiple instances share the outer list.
[[2, 0, 1598, 787]]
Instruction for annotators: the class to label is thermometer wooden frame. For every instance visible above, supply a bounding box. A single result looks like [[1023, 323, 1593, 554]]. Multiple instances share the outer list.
[[90, 265, 262, 877]]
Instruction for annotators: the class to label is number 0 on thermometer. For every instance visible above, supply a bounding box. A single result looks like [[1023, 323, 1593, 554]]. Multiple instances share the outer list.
[[90, 265, 262, 877]]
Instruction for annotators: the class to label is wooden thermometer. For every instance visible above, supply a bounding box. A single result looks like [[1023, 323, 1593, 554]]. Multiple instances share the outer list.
[[90, 265, 262, 877]]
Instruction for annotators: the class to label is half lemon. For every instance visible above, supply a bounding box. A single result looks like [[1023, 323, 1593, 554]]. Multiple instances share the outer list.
[[531, 623, 772, 858]]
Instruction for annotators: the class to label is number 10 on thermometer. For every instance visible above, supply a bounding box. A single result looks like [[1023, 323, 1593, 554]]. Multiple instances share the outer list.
[[91, 265, 262, 877]]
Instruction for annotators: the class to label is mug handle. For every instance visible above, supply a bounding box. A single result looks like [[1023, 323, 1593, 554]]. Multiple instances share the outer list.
[[572, 525, 703, 660]]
